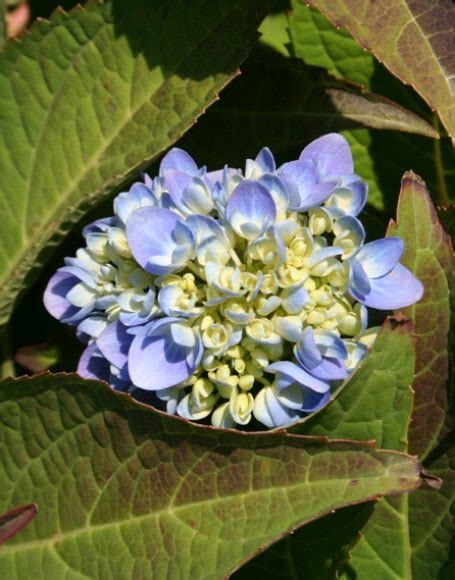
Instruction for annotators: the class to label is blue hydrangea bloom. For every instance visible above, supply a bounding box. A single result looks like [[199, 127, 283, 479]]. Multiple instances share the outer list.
[[44, 133, 423, 429]]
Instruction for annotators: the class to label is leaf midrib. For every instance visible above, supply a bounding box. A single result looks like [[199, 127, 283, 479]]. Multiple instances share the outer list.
[[0, 475, 408, 556]]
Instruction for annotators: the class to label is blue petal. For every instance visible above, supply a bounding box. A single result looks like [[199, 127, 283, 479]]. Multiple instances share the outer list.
[[128, 319, 202, 390], [348, 258, 371, 302], [357, 238, 404, 278], [96, 321, 133, 369], [362, 263, 424, 310], [306, 357, 348, 381], [253, 386, 301, 428], [83, 217, 118, 237], [77, 344, 110, 382], [333, 215, 366, 258], [299, 133, 354, 179], [161, 169, 192, 211], [43, 271, 89, 324], [77, 315, 108, 338], [159, 148, 199, 176], [126, 207, 195, 275], [267, 361, 330, 393], [299, 181, 337, 211], [301, 389, 330, 413], [294, 327, 322, 369], [281, 285, 309, 314], [295, 329, 348, 380], [306, 246, 342, 267], [314, 330, 348, 360], [186, 214, 230, 246], [226, 180, 276, 239], [274, 383, 304, 410], [59, 264, 98, 289], [113, 183, 154, 224], [259, 174, 289, 216], [325, 180, 367, 217], [204, 168, 225, 187], [278, 159, 316, 209], [255, 147, 276, 173]]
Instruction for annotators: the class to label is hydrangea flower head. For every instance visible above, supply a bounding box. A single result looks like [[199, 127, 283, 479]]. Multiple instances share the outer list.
[[44, 134, 423, 429]]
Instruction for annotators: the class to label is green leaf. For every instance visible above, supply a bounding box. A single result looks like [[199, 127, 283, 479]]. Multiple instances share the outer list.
[[287, 2, 454, 211], [289, 0, 376, 90], [181, 47, 437, 169], [342, 126, 454, 212], [0, 374, 424, 579], [0, 504, 37, 545], [298, 316, 424, 580], [387, 172, 454, 459], [304, 0, 455, 143], [0, 0, 269, 329]]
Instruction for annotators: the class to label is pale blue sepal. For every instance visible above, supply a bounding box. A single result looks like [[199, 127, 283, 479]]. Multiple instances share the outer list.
[[362, 263, 424, 310], [267, 361, 330, 393], [253, 386, 301, 428], [357, 238, 404, 278]]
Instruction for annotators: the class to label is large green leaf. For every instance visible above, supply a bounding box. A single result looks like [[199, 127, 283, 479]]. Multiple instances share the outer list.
[[388, 172, 454, 459], [287, 2, 454, 210], [0, 0, 269, 329], [0, 374, 424, 579], [291, 317, 434, 580], [304, 0, 455, 144]]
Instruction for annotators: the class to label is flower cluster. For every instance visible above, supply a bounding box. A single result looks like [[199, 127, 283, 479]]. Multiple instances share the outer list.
[[44, 134, 423, 428]]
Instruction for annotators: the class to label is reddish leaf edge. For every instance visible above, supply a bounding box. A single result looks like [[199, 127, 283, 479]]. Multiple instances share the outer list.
[[0, 368, 396, 445], [0, 503, 37, 545], [0, 370, 432, 486]]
